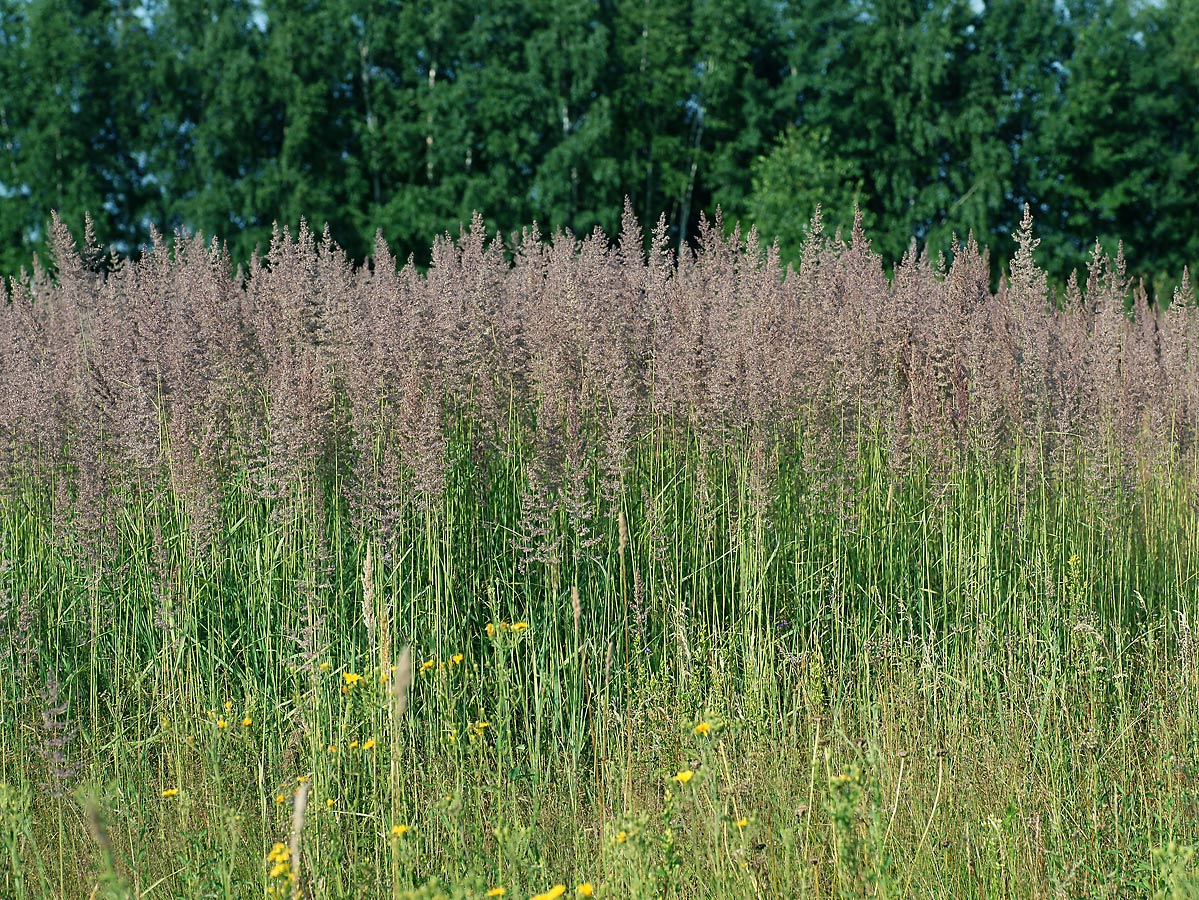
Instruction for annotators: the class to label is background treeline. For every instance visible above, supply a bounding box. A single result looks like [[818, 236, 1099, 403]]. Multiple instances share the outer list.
[[1, 0, 1197, 290]]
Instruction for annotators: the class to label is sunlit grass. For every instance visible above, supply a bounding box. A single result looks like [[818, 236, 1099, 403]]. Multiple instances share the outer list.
[[1, 428, 1197, 899]]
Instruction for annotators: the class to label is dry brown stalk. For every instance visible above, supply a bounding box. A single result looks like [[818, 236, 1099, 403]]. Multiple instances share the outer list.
[[289, 780, 309, 900]]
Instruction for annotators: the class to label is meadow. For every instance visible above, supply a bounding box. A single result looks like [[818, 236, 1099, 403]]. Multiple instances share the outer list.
[[0, 207, 1197, 899]]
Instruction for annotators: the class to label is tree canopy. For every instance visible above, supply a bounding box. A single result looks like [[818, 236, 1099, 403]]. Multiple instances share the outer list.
[[1, 0, 1195, 292]]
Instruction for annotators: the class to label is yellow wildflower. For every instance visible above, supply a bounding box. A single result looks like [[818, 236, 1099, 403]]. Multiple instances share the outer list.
[[577, 884, 594, 897], [242, 716, 253, 727], [342, 672, 363, 687], [486, 890, 504, 898], [735, 817, 748, 829], [486, 623, 496, 637], [694, 721, 711, 736], [275, 794, 286, 804], [451, 653, 464, 665], [224, 701, 233, 712], [326, 798, 335, 808], [531, 885, 566, 900], [511, 622, 529, 632], [267, 842, 291, 879], [391, 824, 410, 838], [161, 788, 179, 797], [349, 740, 359, 750], [615, 831, 628, 843], [328, 744, 337, 754], [216, 718, 228, 729], [319, 661, 332, 672], [363, 738, 377, 751], [420, 659, 435, 673], [672, 770, 694, 785]]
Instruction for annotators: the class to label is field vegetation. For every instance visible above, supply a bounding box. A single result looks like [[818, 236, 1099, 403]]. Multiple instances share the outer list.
[[0, 206, 1197, 898]]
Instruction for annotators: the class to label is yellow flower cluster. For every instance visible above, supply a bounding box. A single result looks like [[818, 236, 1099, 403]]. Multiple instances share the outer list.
[[390, 824, 410, 838], [266, 842, 292, 881], [485, 621, 529, 637], [531, 885, 565, 900], [415, 653, 466, 674], [208, 700, 255, 730]]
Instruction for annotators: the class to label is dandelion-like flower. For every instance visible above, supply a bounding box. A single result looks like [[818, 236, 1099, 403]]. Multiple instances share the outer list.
[[342, 672, 363, 687], [615, 831, 628, 844], [672, 770, 694, 785], [485, 889, 504, 898], [216, 718, 228, 729], [275, 794, 286, 804], [267, 843, 291, 880], [735, 817, 748, 829], [390, 824, 410, 837], [451, 653, 464, 665], [161, 788, 179, 797], [242, 716, 253, 727], [362, 738, 376, 751], [531, 885, 566, 900], [486, 623, 496, 637], [694, 721, 711, 736], [577, 883, 594, 896], [420, 659, 435, 673], [511, 622, 529, 632]]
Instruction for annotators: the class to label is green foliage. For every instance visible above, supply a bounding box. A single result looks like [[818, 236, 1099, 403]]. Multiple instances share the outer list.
[[747, 125, 865, 260], [1, 427, 1198, 897], [2, 0, 1199, 287]]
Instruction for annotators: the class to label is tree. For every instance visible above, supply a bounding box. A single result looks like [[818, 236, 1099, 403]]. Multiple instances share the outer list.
[[746, 125, 866, 262], [1035, 0, 1199, 291], [0, 0, 152, 275]]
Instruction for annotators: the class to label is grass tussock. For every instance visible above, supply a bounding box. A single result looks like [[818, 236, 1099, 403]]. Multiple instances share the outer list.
[[0, 206, 1197, 898]]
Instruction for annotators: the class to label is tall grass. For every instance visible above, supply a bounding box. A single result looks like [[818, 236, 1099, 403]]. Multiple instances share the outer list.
[[0, 206, 1196, 898]]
